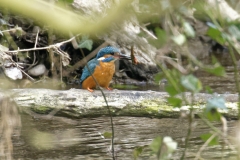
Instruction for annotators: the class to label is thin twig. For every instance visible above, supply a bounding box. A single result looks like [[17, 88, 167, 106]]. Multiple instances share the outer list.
[[18, 67, 35, 81], [25, 29, 39, 71], [165, 58, 188, 74], [60, 55, 62, 82], [4, 56, 35, 81], [1, 28, 18, 33], [181, 92, 194, 160], [79, 48, 115, 160], [137, 24, 157, 39]]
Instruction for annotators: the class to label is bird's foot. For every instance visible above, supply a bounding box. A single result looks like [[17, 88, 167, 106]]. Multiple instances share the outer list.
[[87, 87, 94, 92], [106, 87, 113, 91]]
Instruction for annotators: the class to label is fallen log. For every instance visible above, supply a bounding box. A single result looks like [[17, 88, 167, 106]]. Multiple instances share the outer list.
[[3, 89, 238, 119]]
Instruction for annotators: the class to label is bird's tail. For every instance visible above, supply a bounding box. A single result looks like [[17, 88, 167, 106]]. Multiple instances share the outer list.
[[79, 81, 82, 88]]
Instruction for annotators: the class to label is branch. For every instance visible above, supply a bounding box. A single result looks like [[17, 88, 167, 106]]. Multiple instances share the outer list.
[[6, 35, 79, 54]]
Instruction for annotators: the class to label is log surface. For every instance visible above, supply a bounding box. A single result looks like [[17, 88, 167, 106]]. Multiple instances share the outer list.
[[6, 89, 239, 118]]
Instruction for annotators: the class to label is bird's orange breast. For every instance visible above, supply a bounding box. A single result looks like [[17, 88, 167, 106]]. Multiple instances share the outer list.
[[82, 61, 115, 89]]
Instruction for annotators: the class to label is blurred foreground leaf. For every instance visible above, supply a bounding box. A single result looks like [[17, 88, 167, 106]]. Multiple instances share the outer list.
[[133, 146, 144, 160], [181, 75, 202, 93], [206, 26, 225, 45], [165, 85, 179, 96], [78, 35, 93, 51], [183, 22, 195, 38], [150, 136, 177, 160], [154, 72, 165, 83], [167, 97, 182, 107], [200, 133, 219, 146], [228, 25, 240, 41], [150, 136, 162, 154], [206, 97, 227, 111], [204, 65, 225, 76], [0, 0, 132, 35], [172, 34, 186, 46]]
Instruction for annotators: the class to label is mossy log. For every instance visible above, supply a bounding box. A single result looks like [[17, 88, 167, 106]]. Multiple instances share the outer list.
[[7, 89, 239, 119]]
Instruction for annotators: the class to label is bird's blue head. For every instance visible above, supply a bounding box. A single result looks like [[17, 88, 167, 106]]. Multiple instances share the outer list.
[[96, 46, 121, 58]]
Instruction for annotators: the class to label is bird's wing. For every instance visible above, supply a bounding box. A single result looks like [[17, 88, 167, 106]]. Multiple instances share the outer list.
[[80, 58, 99, 83]]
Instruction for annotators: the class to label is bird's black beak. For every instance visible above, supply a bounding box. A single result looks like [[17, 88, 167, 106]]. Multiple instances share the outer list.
[[119, 53, 131, 60]]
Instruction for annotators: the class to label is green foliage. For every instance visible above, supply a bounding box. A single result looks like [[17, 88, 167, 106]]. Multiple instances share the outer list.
[[147, 27, 168, 48], [204, 64, 225, 76], [172, 34, 186, 46], [206, 25, 225, 45], [228, 25, 240, 41], [112, 84, 138, 89], [78, 35, 93, 51], [205, 86, 213, 94], [183, 22, 195, 38], [203, 56, 226, 76], [133, 146, 144, 160], [200, 133, 219, 146], [206, 96, 227, 111], [150, 136, 177, 160], [204, 108, 221, 121], [167, 97, 182, 107], [102, 132, 112, 138], [155, 27, 168, 46], [165, 85, 180, 96], [180, 75, 202, 93], [150, 136, 162, 154], [154, 72, 165, 84]]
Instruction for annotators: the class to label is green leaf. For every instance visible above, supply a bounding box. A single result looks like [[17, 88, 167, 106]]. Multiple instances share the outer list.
[[148, 27, 168, 48], [163, 136, 177, 153], [206, 97, 227, 111], [207, 27, 221, 38], [204, 108, 221, 121], [205, 86, 213, 94], [165, 85, 179, 96], [228, 25, 240, 40], [154, 72, 165, 83], [78, 35, 93, 51], [206, 27, 225, 45], [183, 22, 195, 38], [180, 75, 202, 93], [205, 65, 225, 76], [102, 132, 112, 138], [150, 136, 177, 159], [204, 57, 225, 76], [155, 27, 168, 45], [172, 34, 186, 46], [167, 97, 182, 107], [133, 146, 143, 160], [200, 133, 219, 146], [150, 136, 162, 153], [78, 40, 93, 51]]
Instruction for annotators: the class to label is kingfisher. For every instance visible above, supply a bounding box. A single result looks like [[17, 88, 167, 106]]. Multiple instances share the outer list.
[[80, 46, 131, 92]]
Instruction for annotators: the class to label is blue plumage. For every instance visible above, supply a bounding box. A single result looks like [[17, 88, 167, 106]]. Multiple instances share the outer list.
[[80, 58, 99, 84], [80, 46, 120, 86], [96, 46, 120, 58]]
